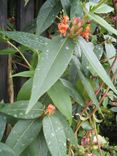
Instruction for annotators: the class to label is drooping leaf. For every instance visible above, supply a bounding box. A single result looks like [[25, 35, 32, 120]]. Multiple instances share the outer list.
[[0, 101, 43, 119], [48, 80, 72, 123], [12, 70, 34, 78], [26, 36, 74, 113], [17, 78, 32, 100], [43, 115, 66, 156], [0, 142, 16, 156], [73, 56, 99, 109], [6, 120, 42, 156], [70, 0, 83, 18], [0, 115, 6, 141], [60, 78, 84, 105], [1, 31, 50, 51], [78, 37, 117, 94], [87, 13, 117, 36], [36, 0, 61, 35], [60, 0, 70, 14]]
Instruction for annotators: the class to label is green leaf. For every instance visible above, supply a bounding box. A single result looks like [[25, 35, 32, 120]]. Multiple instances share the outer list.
[[0, 115, 6, 140], [78, 37, 117, 94], [24, 0, 30, 6], [60, 0, 70, 14], [12, 70, 34, 78], [110, 107, 117, 112], [70, 0, 83, 18], [43, 115, 66, 156], [1, 31, 50, 51], [94, 44, 103, 60], [48, 80, 72, 123], [0, 142, 16, 156], [87, 13, 117, 36], [81, 121, 92, 130], [21, 131, 49, 156], [105, 43, 117, 74], [94, 4, 114, 14], [0, 48, 16, 55], [6, 120, 42, 156], [73, 56, 99, 109], [36, 0, 61, 35], [56, 112, 78, 146], [17, 78, 32, 100], [60, 78, 84, 105], [26, 36, 74, 113], [0, 101, 43, 119]]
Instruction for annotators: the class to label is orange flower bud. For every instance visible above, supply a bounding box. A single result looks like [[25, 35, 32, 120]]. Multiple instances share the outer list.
[[72, 17, 81, 25], [62, 16, 69, 24], [46, 104, 56, 115]]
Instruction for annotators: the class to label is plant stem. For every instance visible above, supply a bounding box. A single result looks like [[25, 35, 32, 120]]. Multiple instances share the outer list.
[[93, 116, 103, 156], [7, 40, 31, 68]]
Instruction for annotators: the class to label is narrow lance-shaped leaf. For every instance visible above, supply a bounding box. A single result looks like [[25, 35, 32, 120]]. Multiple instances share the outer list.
[[70, 0, 84, 18], [60, 0, 70, 15], [0, 142, 17, 156], [105, 43, 117, 74], [0, 101, 43, 119], [43, 115, 66, 156], [17, 78, 32, 101], [55, 112, 78, 146], [48, 80, 72, 123], [78, 37, 117, 94], [0, 115, 6, 141], [6, 120, 42, 156], [94, 4, 114, 14], [60, 78, 84, 106], [12, 70, 34, 78], [1, 31, 50, 51], [36, 0, 62, 35], [26, 36, 74, 113], [21, 131, 49, 156], [73, 56, 99, 109], [87, 13, 117, 36]]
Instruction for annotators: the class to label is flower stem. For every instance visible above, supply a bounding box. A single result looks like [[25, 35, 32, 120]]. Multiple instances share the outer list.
[[7, 40, 31, 69]]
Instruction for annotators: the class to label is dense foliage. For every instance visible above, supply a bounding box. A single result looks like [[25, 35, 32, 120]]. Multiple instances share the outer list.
[[0, 0, 117, 156]]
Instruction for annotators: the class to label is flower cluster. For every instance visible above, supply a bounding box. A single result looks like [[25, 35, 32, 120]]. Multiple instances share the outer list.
[[58, 15, 91, 41]]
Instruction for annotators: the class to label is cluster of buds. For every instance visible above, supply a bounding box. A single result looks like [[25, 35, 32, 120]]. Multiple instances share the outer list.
[[58, 15, 91, 41], [81, 130, 106, 154]]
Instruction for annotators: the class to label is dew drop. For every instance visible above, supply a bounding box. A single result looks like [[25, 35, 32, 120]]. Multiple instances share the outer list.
[[66, 46, 69, 50], [51, 133, 55, 137], [14, 114, 17, 118], [45, 42, 48, 45], [19, 113, 23, 116]]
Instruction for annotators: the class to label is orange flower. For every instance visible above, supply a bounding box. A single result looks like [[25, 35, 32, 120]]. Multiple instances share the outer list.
[[46, 104, 56, 115], [80, 24, 91, 41], [62, 16, 69, 24], [58, 23, 68, 36]]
